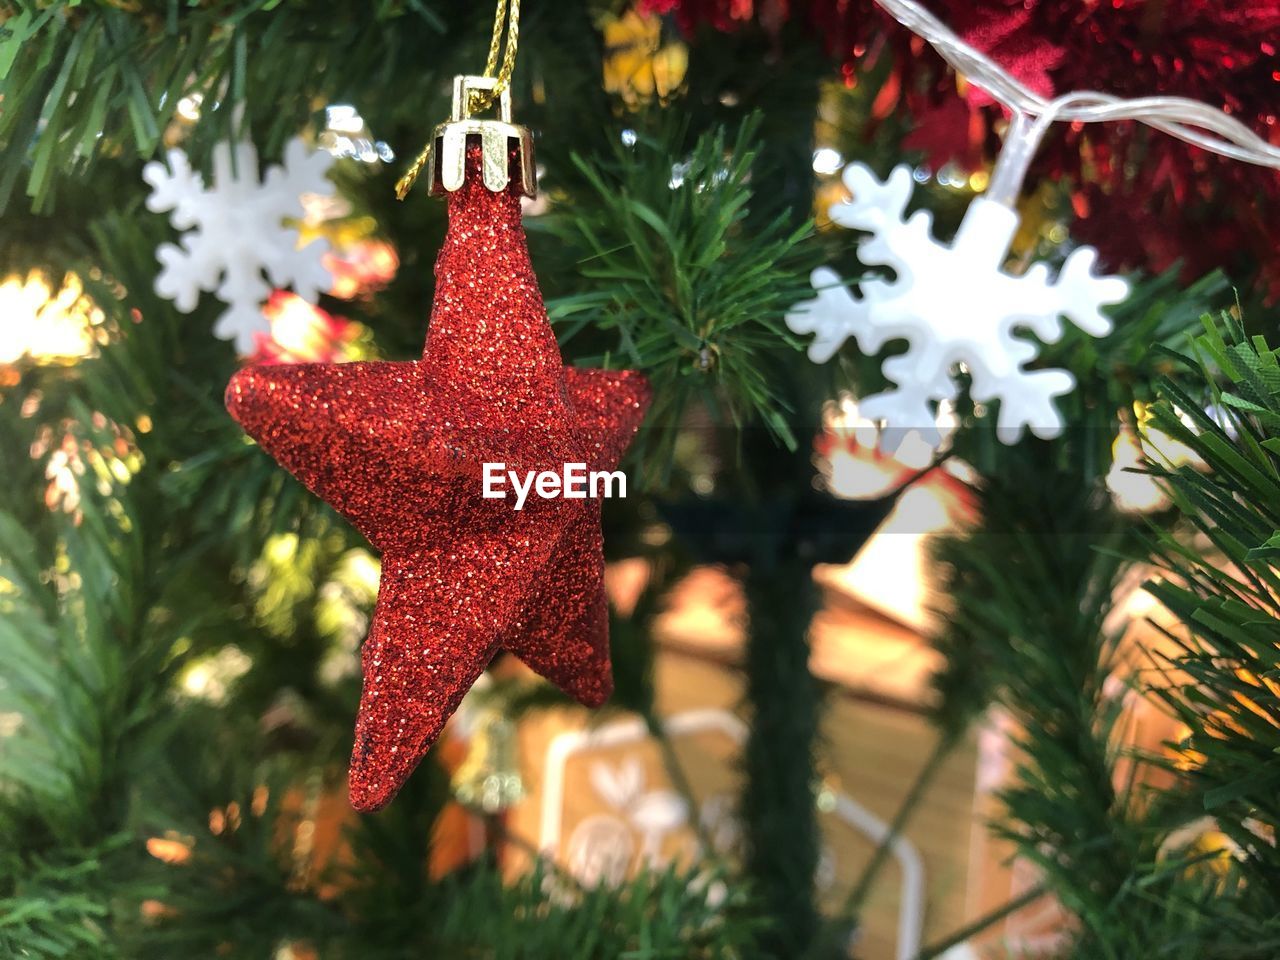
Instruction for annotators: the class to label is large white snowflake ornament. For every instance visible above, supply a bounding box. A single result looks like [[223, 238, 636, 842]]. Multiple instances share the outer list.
[[143, 136, 334, 353], [786, 163, 1129, 446]]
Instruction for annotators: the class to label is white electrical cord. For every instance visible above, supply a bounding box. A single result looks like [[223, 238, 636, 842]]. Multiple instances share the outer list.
[[872, 0, 1280, 171]]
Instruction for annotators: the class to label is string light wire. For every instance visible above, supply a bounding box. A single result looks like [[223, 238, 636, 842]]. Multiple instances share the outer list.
[[872, 0, 1280, 171]]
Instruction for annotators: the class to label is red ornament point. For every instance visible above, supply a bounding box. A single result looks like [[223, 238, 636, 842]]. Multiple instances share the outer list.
[[227, 148, 650, 811]]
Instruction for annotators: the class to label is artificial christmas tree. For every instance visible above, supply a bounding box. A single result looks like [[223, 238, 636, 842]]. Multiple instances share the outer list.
[[2, 1, 1279, 958]]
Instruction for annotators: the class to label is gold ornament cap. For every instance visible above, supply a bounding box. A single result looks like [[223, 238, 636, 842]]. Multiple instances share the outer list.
[[426, 75, 536, 198]]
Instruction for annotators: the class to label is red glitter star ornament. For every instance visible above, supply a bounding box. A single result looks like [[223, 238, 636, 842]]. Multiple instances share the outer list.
[[225, 78, 651, 812]]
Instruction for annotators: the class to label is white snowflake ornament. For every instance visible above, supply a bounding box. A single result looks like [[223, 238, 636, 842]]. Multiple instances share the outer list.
[[143, 136, 334, 353], [787, 162, 1129, 446]]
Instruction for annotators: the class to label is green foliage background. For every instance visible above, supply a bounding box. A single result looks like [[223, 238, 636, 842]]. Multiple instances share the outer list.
[[1, 2, 1277, 959]]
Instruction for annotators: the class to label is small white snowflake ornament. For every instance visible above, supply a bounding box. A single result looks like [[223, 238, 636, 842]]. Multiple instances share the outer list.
[[143, 136, 334, 353], [786, 162, 1129, 446]]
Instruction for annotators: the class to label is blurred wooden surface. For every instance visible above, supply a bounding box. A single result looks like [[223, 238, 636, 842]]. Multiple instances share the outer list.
[[652, 646, 978, 960], [505, 563, 980, 960]]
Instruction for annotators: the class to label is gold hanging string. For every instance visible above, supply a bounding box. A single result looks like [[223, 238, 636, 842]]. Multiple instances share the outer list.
[[395, 0, 522, 200], [473, 0, 518, 112]]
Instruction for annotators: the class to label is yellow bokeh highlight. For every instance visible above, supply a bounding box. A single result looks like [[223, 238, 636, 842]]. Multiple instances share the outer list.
[[602, 10, 688, 107], [0, 271, 104, 365]]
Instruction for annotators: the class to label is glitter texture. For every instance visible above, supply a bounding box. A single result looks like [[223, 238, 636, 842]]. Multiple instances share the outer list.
[[226, 145, 650, 811]]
